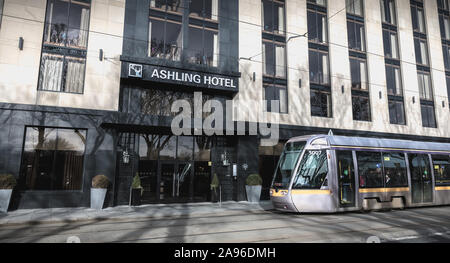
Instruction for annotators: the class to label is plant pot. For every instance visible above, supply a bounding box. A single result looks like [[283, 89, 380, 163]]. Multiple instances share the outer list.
[[245, 185, 262, 203], [131, 188, 141, 206], [90, 188, 107, 210], [0, 189, 12, 213]]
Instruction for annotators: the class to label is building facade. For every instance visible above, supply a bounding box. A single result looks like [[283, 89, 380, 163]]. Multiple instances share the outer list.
[[0, 0, 449, 209]]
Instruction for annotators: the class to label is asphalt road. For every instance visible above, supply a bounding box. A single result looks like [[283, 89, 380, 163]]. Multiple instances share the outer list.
[[1, 206, 450, 243]]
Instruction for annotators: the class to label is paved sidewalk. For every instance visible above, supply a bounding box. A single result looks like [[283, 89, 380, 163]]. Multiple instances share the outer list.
[[0, 201, 274, 226]]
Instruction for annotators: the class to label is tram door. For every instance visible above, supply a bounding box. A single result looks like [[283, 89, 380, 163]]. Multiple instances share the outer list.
[[336, 151, 356, 207], [409, 154, 433, 204]]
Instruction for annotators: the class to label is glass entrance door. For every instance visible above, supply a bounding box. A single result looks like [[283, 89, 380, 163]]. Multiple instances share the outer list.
[[409, 154, 433, 204], [159, 162, 192, 203]]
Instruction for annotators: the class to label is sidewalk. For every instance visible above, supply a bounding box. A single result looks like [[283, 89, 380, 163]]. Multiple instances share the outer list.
[[0, 201, 274, 226]]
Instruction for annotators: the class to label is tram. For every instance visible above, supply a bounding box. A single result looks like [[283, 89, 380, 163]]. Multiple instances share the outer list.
[[270, 135, 450, 213]]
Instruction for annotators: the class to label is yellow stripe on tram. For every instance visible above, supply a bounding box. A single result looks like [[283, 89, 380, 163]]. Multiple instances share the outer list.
[[359, 187, 410, 193], [436, 186, 450, 191], [291, 189, 332, 195]]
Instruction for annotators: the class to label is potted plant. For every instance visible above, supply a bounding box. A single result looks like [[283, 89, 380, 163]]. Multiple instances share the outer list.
[[245, 174, 262, 203], [130, 173, 143, 206], [210, 173, 220, 203], [91, 175, 109, 210], [0, 174, 16, 213]]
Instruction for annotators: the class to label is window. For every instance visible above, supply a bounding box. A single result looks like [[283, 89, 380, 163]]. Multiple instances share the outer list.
[[383, 152, 408, 187], [292, 150, 329, 189], [389, 100, 406, 125], [383, 29, 399, 59], [346, 0, 363, 16], [418, 72, 433, 100], [311, 89, 332, 118], [443, 44, 450, 71], [309, 50, 330, 85], [438, 0, 450, 11], [262, 0, 287, 114], [421, 104, 437, 128], [336, 151, 356, 206], [187, 0, 219, 67], [262, 0, 285, 34], [307, 0, 327, 7], [149, 1, 183, 61], [272, 141, 306, 189], [263, 85, 287, 113], [386, 65, 402, 96], [350, 58, 368, 90], [357, 152, 384, 188], [352, 95, 371, 121], [432, 155, 450, 186], [439, 13, 450, 40], [19, 127, 86, 191], [411, 4, 426, 34], [263, 41, 286, 78], [414, 38, 429, 66], [307, 8, 328, 44], [347, 20, 366, 52], [380, 0, 397, 25], [38, 0, 91, 94]]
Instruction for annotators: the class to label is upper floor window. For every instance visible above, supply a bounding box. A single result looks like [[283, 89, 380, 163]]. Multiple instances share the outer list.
[[309, 49, 330, 85], [263, 40, 286, 78], [414, 37, 429, 66], [411, 4, 426, 34], [380, 0, 397, 25], [149, 1, 183, 61], [308, 0, 327, 7], [346, 0, 363, 16], [438, 0, 449, 11], [347, 20, 366, 52], [262, 0, 285, 35], [151, 0, 182, 13], [189, 0, 219, 20], [383, 29, 399, 59], [308, 7, 328, 44], [38, 0, 91, 94]]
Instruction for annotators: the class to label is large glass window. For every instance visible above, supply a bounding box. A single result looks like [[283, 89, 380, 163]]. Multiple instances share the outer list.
[[311, 89, 332, 118], [307, 8, 328, 44], [292, 150, 329, 189], [148, 15, 182, 61], [421, 104, 437, 128], [383, 29, 399, 59], [20, 127, 86, 191], [352, 95, 371, 121], [337, 151, 356, 206], [414, 38, 429, 66], [309, 50, 330, 85], [411, 4, 426, 34], [386, 65, 403, 96], [380, 0, 397, 25], [347, 20, 366, 52], [383, 152, 408, 187], [432, 155, 450, 186], [263, 41, 286, 78], [418, 72, 433, 100], [357, 152, 384, 188], [187, 0, 219, 67], [262, 0, 285, 34], [350, 58, 368, 90], [38, 0, 91, 94], [346, 0, 363, 16], [263, 85, 287, 113], [389, 100, 406, 125]]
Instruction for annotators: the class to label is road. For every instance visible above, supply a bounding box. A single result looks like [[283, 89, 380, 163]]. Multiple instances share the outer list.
[[1, 206, 450, 243]]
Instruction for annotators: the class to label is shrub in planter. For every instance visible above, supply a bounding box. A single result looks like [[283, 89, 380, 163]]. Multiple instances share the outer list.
[[91, 175, 109, 210], [131, 173, 143, 206], [245, 174, 262, 203]]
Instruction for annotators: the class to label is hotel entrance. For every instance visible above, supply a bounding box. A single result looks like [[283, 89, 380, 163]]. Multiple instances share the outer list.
[[121, 134, 213, 204]]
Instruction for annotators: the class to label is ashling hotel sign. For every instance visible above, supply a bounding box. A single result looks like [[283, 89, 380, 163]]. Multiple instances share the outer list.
[[126, 63, 239, 92]]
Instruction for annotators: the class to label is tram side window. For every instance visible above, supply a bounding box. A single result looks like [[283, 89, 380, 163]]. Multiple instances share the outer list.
[[357, 152, 384, 188], [432, 155, 450, 186], [383, 152, 408, 187], [292, 150, 329, 189]]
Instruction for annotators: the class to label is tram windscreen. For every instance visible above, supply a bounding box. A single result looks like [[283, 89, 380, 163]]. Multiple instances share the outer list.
[[292, 150, 329, 189], [272, 141, 306, 189]]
